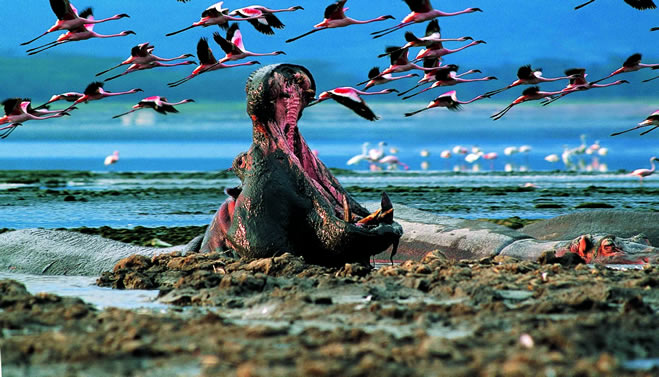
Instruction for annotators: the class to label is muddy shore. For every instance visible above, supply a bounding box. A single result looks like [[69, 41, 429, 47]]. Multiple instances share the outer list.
[[2, 228, 658, 376]]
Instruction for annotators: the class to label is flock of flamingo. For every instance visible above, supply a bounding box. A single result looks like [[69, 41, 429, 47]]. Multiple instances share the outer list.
[[1, 0, 657, 177]]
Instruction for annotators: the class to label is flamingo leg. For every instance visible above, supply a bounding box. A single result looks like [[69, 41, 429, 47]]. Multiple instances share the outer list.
[[371, 22, 410, 39], [112, 108, 140, 119], [0, 124, 21, 139], [96, 63, 125, 77], [398, 84, 423, 96], [642, 75, 659, 83], [491, 104, 515, 121], [402, 86, 432, 100], [25, 39, 59, 52], [168, 75, 195, 87], [404, 107, 431, 117], [575, 0, 596, 9], [166, 24, 197, 37], [640, 126, 658, 135], [104, 72, 129, 82], [285, 28, 326, 43], [27, 41, 68, 56], [484, 86, 511, 97], [21, 31, 51, 46]]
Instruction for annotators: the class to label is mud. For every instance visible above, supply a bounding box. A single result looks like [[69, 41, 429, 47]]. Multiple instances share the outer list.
[[3, 247, 658, 376]]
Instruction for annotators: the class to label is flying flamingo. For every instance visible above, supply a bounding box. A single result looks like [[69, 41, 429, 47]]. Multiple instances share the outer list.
[[214, 24, 285, 63], [21, 1, 129, 46], [96, 43, 194, 77], [65, 82, 143, 110], [399, 67, 483, 97], [168, 38, 260, 87], [404, 90, 488, 116], [484, 65, 575, 97], [378, 20, 473, 58], [112, 97, 195, 118], [0, 98, 71, 139], [575, 0, 656, 10], [308, 88, 398, 121], [377, 47, 440, 78], [611, 110, 659, 136], [34, 92, 84, 110], [591, 53, 659, 84], [371, 0, 482, 39], [26, 21, 135, 55], [491, 86, 567, 121], [629, 156, 657, 185], [104, 60, 198, 82], [357, 67, 419, 90], [229, 4, 304, 35], [396, 57, 443, 96], [104, 150, 119, 166], [541, 68, 629, 105], [165, 2, 262, 36], [285, 0, 394, 43], [402, 65, 496, 100], [414, 39, 486, 62]]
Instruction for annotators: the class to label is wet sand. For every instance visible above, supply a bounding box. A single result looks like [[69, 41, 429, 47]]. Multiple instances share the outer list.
[[2, 232, 658, 376]]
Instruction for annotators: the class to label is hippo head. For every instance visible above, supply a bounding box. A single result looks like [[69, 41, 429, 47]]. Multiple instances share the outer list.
[[556, 233, 657, 264], [200, 64, 403, 266]]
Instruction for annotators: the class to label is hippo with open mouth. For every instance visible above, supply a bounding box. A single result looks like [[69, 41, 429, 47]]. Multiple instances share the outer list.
[[197, 64, 403, 265]]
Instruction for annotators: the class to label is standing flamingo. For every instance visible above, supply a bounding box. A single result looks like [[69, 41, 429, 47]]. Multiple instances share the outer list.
[[166, 2, 262, 36], [0, 98, 71, 139], [402, 65, 496, 100], [575, 0, 656, 10], [308, 88, 398, 121], [347, 142, 373, 166], [404, 90, 487, 116], [167, 38, 260, 87], [592, 53, 659, 84], [357, 67, 419, 90], [112, 97, 195, 118], [229, 4, 304, 35], [96, 43, 194, 77], [104, 60, 197, 82], [214, 24, 285, 63], [484, 65, 575, 97], [104, 150, 119, 166], [630, 156, 658, 185], [21, 1, 129, 46], [26, 22, 135, 55], [541, 68, 629, 105], [371, 0, 481, 39], [379, 155, 409, 170], [65, 82, 143, 110], [490, 86, 567, 121], [285, 0, 394, 43], [611, 110, 659, 136], [414, 39, 486, 61]]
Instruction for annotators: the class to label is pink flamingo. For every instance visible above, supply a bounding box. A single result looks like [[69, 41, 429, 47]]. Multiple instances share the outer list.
[[166, 1, 262, 37], [229, 4, 304, 35], [414, 39, 486, 62], [575, 0, 656, 10], [307, 87, 398, 121], [34, 92, 84, 110], [104, 60, 197, 82], [404, 90, 488, 116], [491, 86, 567, 121], [371, 0, 481, 39], [377, 47, 440, 78], [592, 53, 659, 84], [26, 21, 135, 55], [96, 43, 194, 77], [379, 155, 409, 170], [396, 57, 444, 96], [357, 67, 419, 90], [0, 98, 71, 139], [630, 156, 657, 185], [214, 24, 285, 63], [485, 65, 575, 97], [65, 82, 142, 110], [21, 0, 129, 46], [541, 68, 629, 105], [402, 65, 496, 100], [112, 97, 195, 118], [104, 150, 119, 166], [611, 110, 659, 136], [167, 38, 260, 87], [286, 0, 394, 43], [378, 20, 473, 58]]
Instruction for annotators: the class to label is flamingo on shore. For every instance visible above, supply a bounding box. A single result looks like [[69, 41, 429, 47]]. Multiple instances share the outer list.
[[591, 53, 659, 84], [96, 43, 194, 77], [371, 0, 481, 39], [166, 2, 262, 36], [346, 142, 372, 166], [484, 65, 574, 97], [357, 67, 419, 90], [214, 24, 285, 63], [26, 22, 135, 55], [285, 0, 394, 43], [379, 155, 409, 170], [378, 20, 473, 58], [104, 150, 119, 166], [167, 38, 260, 87], [611, 110, 659, 136], [21, 1, 129, 46], [414, 39, 486, 62], [402, 65, 496, 100], [575, 0, 656, 10], [404, 90, 487, 116], [65, 82, 142, 110], [229, 4, 304, 35], [630, 156, 657, 185], [490, 86, 566, 121], [307, 87, 398, 121], [0, 98, 71, 139], [541, 68, 629, 105], [104, 60, 197, 82], [112, 97, 195, 118]]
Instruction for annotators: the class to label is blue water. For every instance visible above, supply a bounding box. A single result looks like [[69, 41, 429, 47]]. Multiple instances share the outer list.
[[0, 101, 657, 172]]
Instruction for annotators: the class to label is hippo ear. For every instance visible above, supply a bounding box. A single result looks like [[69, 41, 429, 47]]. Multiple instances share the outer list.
[[578, 235, 591, 255]]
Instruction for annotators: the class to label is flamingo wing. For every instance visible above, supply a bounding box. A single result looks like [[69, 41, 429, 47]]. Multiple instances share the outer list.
[[226, 23, 245, 51], [403, 0, 433, 13], [213, 31, 240, 55], [623, 53, 642, 68], [197, 38, 217, 65], [517, 65, 534, 80], [2, 98, 22, 116], [84, 82, 104, 96], [330, 91, 378, 121], [623, 0, 656, 9], [78, 7, 93, 19], [387, 46, 409, 65], [324, 0, 347, 20], [522, 86, 540, 96], [368, 67, 381, 79], [202, 2, 226, 17], [50, 0, 76, 20], [424, 20, 440, 38], [422, 57, 440, 68]]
